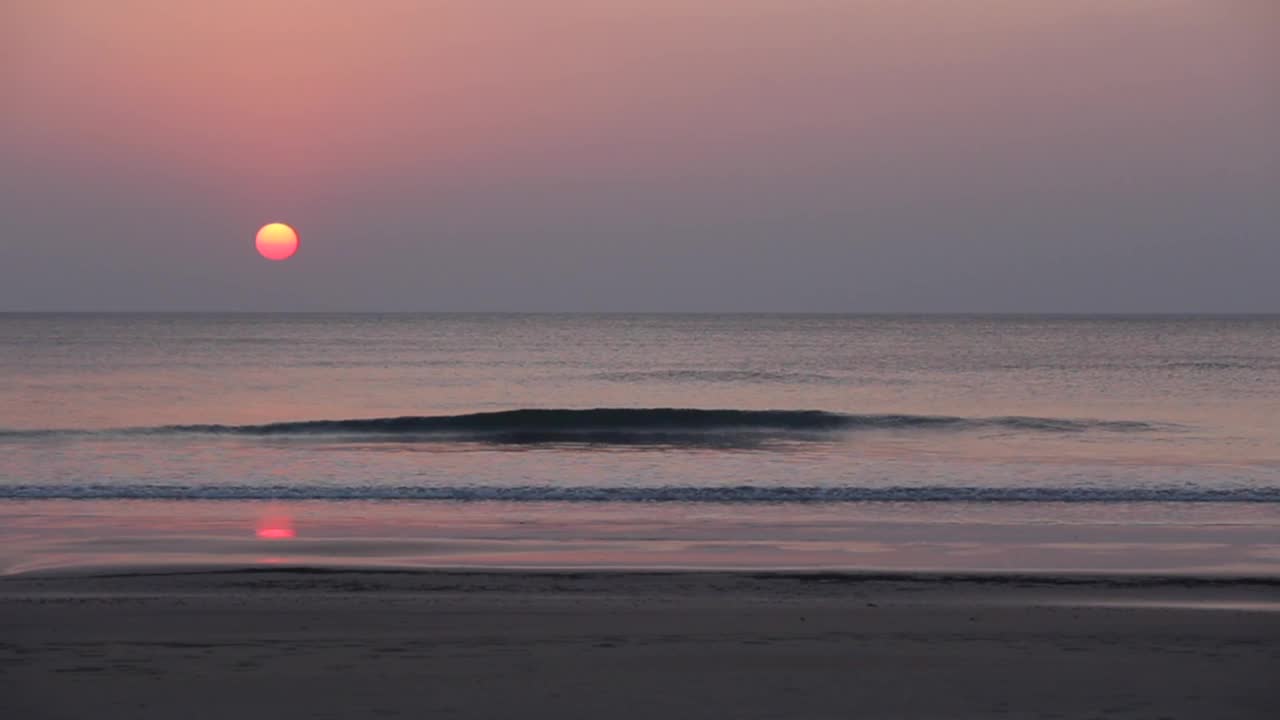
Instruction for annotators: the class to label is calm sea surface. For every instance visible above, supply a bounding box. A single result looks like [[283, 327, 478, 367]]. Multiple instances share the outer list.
[[2, 314, 1277, 574]]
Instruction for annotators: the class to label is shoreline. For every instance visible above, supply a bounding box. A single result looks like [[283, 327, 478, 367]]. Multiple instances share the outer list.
[[6, 497, 1278, 579], [7, 566, 1280, 614], [8, 562, 1280, 585]]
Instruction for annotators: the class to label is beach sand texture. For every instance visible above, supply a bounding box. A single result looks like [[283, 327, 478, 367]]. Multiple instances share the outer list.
[[2, 570, 1277, 719]]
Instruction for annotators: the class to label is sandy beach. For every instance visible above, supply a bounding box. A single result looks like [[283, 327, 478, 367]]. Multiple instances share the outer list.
[[2, 569, 1277, 719]]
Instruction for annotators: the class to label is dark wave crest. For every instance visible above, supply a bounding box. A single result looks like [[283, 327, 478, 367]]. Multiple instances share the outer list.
[[0, 408, 1166, 444], [0, 483, 1271, 503]]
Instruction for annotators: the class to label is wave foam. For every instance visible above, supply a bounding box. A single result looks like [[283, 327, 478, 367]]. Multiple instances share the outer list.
[[0, 484, 1271, 503]]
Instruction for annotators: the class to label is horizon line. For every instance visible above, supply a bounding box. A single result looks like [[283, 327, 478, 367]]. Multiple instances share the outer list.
[[3, 310, 1279, 317]]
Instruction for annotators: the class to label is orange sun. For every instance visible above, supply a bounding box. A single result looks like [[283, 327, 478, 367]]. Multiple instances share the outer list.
[[255, 222, 300, 261]]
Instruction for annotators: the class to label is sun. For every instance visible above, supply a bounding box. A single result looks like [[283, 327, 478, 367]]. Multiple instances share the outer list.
[[255, 222, 300, 261]]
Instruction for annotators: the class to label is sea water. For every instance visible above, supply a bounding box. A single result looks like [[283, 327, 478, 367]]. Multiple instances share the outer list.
[[2, 313, 1277, 574]]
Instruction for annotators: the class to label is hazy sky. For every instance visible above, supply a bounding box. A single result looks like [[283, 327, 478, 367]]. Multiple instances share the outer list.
[[2, 1, 1277, 312]]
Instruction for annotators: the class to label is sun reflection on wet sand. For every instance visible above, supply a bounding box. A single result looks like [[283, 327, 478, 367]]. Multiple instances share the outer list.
[[256, 513, 296, 540]]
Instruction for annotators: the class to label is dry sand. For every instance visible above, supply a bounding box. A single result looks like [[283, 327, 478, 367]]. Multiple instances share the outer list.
[[2, 569, 1277, 719]]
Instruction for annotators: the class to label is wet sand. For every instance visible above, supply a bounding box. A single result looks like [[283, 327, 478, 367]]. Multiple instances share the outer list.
[[2, 569, 1278, 719]]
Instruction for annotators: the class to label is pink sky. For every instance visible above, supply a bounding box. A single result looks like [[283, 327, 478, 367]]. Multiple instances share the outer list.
[[2, 1, 1277, 311]]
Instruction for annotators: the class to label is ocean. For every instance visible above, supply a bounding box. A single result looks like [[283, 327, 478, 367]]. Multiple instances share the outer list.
[[2, 313, 1277, 575]]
